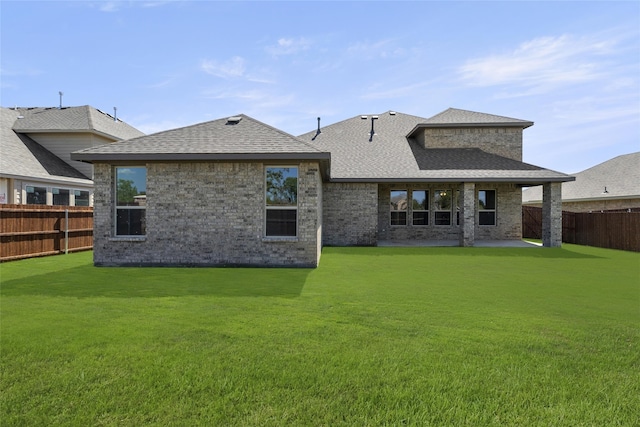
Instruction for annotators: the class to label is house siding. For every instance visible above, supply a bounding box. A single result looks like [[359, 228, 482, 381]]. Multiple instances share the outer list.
[[378, 183, 522, 242], [322, 182, 378, 246], [27, 132, 114, 179], [420, 127, 523, 161], [93, 161, 322, 267]]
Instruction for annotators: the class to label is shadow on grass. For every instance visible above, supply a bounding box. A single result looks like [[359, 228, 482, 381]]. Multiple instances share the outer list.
[[323, 246, 604, 259], [0, 264, 310, 298]]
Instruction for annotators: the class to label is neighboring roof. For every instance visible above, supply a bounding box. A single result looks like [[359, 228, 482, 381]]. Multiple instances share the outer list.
[[0, 108, 92, 185], [407, 108, 533, 138], [523, 152, 640, 203], [300, 110, 571, 183], [11, 105, 144, 141], [72, 114, 330, 162]]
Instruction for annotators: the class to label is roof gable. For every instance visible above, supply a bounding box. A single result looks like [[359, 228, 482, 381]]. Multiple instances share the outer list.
[[72, 114, 330, 162], [422, 108, 533, 127], [11, 105, 144, 140], [1, 108, 91, 184]]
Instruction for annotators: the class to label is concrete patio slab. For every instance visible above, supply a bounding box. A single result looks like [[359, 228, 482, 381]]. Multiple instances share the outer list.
[[377, 240, 541, 248]]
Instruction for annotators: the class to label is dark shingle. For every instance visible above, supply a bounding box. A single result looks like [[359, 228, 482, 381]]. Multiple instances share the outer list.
[[72, 114, 330, 162], [300, 110, 570, 183], [1, 108, 91, 183], [12, 106, 144, 140]]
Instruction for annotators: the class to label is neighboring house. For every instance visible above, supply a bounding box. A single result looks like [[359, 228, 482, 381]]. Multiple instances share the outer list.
[[0, 106, 144, 206], [71, 108, 574, 267], [522, 152, 640, 212]]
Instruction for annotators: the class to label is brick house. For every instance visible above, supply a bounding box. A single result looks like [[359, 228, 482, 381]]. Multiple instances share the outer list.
[[72, 108, 573, 267]]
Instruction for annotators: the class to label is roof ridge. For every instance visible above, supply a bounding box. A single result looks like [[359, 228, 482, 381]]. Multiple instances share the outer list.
[[238, 114, 326, 153]]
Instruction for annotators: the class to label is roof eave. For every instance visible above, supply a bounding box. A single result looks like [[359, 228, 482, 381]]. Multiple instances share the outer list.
[[407, 121, 534, 138], [17, 128, 123, 141], [70, 152, 331, 164], [329, 176, 574, 184]]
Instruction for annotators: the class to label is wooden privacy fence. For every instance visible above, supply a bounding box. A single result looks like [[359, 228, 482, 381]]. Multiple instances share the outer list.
[[522, 206, 640, 252], [1, 204, 93, 262]]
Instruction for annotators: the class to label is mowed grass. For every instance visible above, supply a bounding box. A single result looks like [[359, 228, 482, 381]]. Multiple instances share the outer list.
[[1, 245, 638, 426]]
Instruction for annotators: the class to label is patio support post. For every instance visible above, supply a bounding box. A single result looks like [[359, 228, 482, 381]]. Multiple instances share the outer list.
[[542, 182, 562, 247], [459, 182, 475, 247]]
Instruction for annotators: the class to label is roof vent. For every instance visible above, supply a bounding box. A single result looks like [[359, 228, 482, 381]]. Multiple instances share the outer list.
[[369, 116, 379, 142], [389, 111, 396, 116], [312, 117, 322, 141], [226, 116, 242, 125], [361, 115, 368, 120]]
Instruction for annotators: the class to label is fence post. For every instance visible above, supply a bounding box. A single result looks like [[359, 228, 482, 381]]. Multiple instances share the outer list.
[[65, 209, 69, 255]]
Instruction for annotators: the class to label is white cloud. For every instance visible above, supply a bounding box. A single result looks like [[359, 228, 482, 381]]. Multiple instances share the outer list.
[[457, 34, 614, 93], [346, 39, 406, 60], [98, 2, 120, 12], [201, 56, 246, 79], [266, 37, 311, 56]]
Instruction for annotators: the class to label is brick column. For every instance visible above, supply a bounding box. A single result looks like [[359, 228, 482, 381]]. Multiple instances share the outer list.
[[542, 182, 562, 247], [459, 182, 475, 246]]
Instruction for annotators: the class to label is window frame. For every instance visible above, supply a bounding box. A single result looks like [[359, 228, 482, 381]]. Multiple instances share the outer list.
[[478, 189, 497, 226], [434, 189, 453, 226], [74, 190, 91, 207], [265, 166, 299, 238], [411, 190, 429, 226], [390, 190, 408, 226], [25, 185, 48, 205], [114, 166, 147, 237], [52, 187, 70, 206]]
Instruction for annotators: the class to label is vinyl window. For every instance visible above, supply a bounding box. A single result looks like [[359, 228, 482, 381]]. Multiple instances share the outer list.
[[115, 167, 146, 236], [478, 190, 496, 226], [390, 190, 408, 226], [265, 167, 298, 237], [434, 189, 452, 225], [412, 190, 429, 225]]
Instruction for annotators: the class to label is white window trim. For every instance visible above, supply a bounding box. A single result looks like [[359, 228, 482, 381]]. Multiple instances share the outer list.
[[478, 189, 497, 226], [264, 165, 299, 238], [390, 189, 408, 226], [113, 166, 146, 237], [411, 189, 429, 226], [434, 189, 453, 226]]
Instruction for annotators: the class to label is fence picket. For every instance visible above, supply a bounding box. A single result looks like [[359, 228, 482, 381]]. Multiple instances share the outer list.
[[1, 204, 93, 261], [523, 206, 640, 252]]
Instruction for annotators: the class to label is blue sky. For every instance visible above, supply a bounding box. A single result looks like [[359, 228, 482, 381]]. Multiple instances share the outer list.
[[1, 1, 638, 174]]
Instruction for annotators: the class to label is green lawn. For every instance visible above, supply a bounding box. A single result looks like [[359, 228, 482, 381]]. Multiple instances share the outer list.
[[1, 245, 639, 426]]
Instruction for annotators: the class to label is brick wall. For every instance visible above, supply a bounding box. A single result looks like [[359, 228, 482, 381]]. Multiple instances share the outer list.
[[420, 127, 523, 161], [93, 161, 322, 267], [322, 182, 378, 246], [378, 183, 522, 241]]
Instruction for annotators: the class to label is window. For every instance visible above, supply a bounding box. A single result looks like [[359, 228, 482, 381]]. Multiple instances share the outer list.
[[52, 188, 70, 206], [434, 189, 452, 225], [478, 190, 496, 226], [265, 167, 298, 237], [412, 190, 429, 225], [390, 190, 407, 225], [455, 190, 461, 225], [26, 186, 47, 205], [115, 167, 146, 236], [75, 190, 90, 207]]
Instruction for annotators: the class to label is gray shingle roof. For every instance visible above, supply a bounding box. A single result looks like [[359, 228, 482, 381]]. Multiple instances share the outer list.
[[11, 105, 144, 140], [522, 152, 640, 202], [1, 108, 92, 184], [300, 110, 570, 183], [72, 114, 330, 162], [423, 107, 534, 127]]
